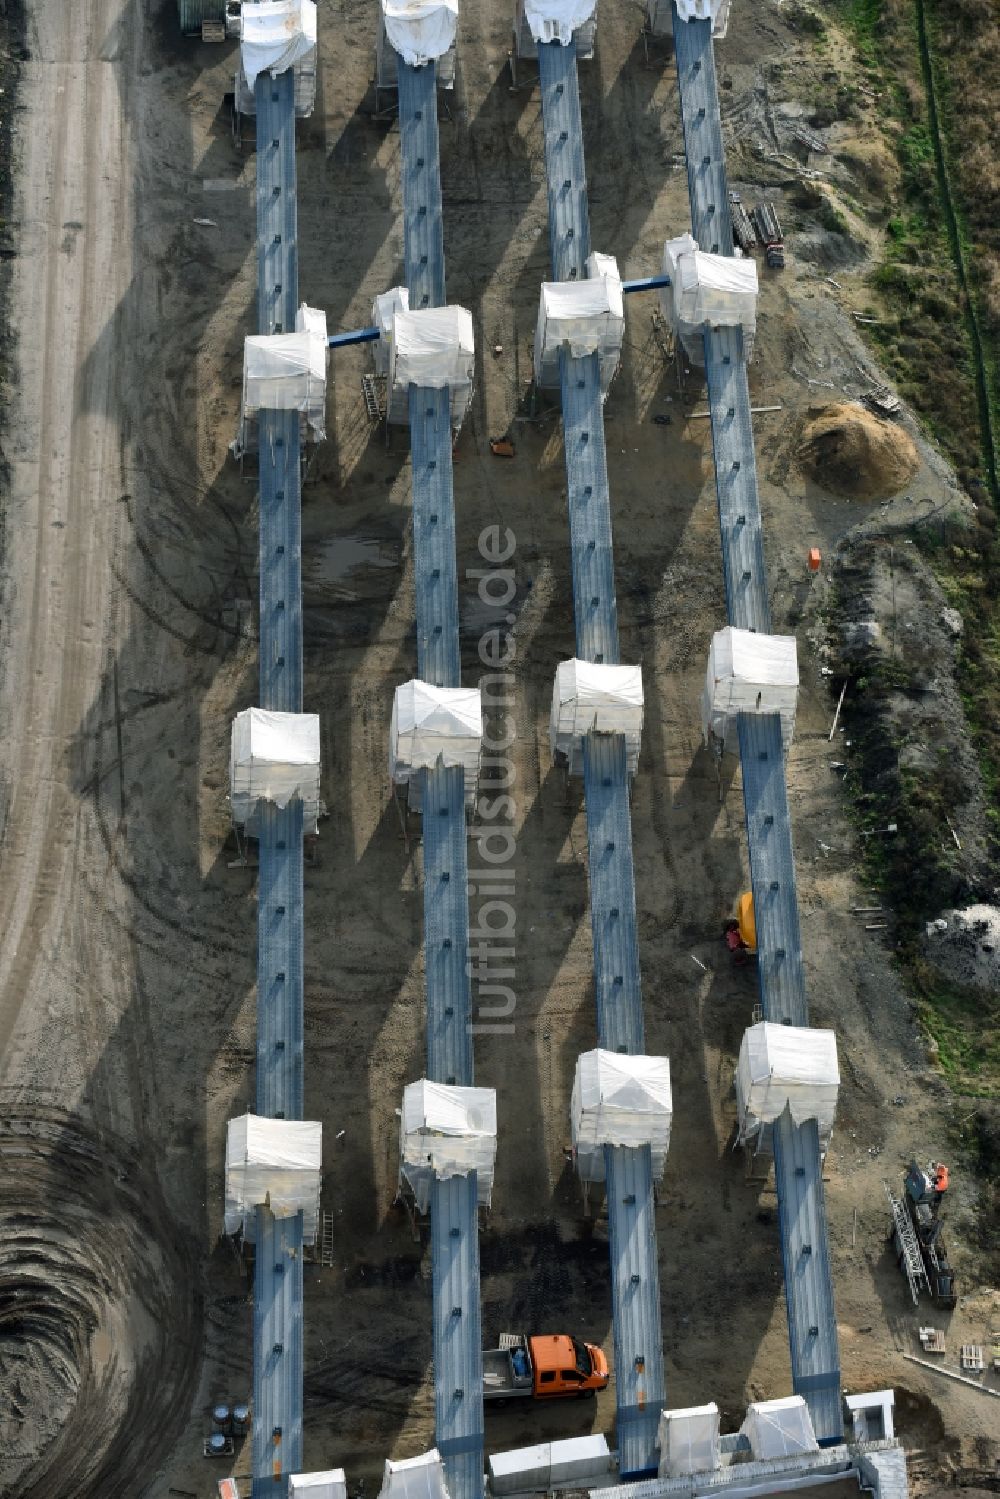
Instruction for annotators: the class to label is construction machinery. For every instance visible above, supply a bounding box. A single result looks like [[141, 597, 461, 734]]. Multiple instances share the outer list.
[[885, 1161, 957, 1309], [483, 1333, 609, 1405], [724, 890, 757, 958], [753, 201, 786, 269]]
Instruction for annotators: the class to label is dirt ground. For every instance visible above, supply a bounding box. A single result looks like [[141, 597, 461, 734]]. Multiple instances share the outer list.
[[0, 1, 997, 1497]]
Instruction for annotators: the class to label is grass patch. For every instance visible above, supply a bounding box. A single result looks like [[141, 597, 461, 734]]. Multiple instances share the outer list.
[[909, 958, 1000, 1096]]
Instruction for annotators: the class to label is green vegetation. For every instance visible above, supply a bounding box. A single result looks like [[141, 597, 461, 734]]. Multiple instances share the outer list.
[[909, 959, 1000, 1096]]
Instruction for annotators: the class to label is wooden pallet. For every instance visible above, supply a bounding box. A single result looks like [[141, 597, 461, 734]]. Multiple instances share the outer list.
[[919, 1326, 946, 1354], [202, 19, 227, 42], [961, 1344, 985, 1372]]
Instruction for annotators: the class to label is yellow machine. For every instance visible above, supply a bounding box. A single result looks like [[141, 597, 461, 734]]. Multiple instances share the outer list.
[[736, 891, 756, 954]]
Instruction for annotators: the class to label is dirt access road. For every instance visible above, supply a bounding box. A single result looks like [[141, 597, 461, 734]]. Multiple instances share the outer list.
[[0, 2, 252, 1494]]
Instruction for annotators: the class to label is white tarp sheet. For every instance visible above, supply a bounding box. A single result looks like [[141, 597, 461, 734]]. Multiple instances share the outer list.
[[230, 709, 321, 829], [659, 237, 756, 365], [515, 0, 596, 57], [657, 1403, 721, 1479], [388, 306, 475, 430], [550, 660, 643, 776], [241, 0, 318, 90], [672, 0, 732, 37], [701, 626, 798, 754], [373, 286, 409, 378], [523, 0, 598, 45], [381, 0, 458, 67], [242, 305, 327, 440], [400, 1080, 497, 1211], [378, 1451, 450, 1499], [735, 1022, 840, 1146], [740, 1396, 820, 1460], [289, 1473, 348, 1499], [533, 259, 624, 396], [224, 1114, 322, 1242], [390, 681, 482, 797], [490, 1436, 611, 1494], [571, 1050, 672, 1183]]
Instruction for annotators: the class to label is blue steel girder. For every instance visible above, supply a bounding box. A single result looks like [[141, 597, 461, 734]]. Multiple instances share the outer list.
[[605, 1144, 665, 1479], [737, 712, 807, 1028], [432, 1173, 486, 1499], [670, 9, 733, 255], [397, 59, 446, 310], [703, 326, 771, 635], [257, 801, 306, 1119], [424, 761, 474, 1088], [537, 38, 591, 282], [255, 68, 299, 336], [583, 734, 645, 1057], [258, 408, 303, 711], [253, 1208, 305, 1498], [773, 1113, 843, 1445], [410, 385, 461, 689], [561, 350, 620, 665]]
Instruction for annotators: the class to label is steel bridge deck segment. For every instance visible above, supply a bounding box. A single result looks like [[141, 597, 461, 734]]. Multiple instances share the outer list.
[[536, 38, 667, 1461], [606, 1143, 665, 1479], [423, 761, 474, 1090], [432, 1173, 486, 1498], [670, 8, 843, 1443], [583, 735, 645, 1057], [252, 60, 306, 1499], [255, 69, 299, 337], [537, 39, 591, 283], [561, 350, 620, 665], [670, 11, 733, 255], [398, 60, 446, 310], [737, 712, 807, 1027], [410, 385, 461, 689], [703, 327, 771, 635], [395, 46, 484, 1499]]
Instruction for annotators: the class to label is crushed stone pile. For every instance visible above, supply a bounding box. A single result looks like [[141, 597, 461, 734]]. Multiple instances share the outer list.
[[798, 402, 919, 500]]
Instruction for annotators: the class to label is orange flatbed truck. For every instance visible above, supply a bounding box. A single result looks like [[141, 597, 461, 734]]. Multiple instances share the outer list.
[[483, 1333, 609, 1405]]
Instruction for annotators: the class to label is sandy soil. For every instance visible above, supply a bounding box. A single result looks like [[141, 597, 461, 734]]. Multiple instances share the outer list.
[[0, 1, 996, 1497]]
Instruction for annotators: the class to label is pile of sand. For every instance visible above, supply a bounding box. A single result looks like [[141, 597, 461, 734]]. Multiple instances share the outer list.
[[798, 402, 919, 500]]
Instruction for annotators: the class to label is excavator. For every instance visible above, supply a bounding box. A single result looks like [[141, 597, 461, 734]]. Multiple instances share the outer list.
[[723, 892, 756, 961]]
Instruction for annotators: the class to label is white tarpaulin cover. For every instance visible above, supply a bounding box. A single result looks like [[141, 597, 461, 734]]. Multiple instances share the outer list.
[[523, 0, 598, 45], [242, 305, 327, 440], [740, 1396, 820, 1460], [736, 1022, 840, 1146], [388, 306, 475, 430], [373, 286, 409, 378], [550, 660, 644, 776], [571, 1050, 672, 1184], [515, 0, 596, 57], [533, 258, 624, 396], [381, 0, 458, 67], [288, 1473, 348, 1499], [702, 626, 798, 754], [224, 1114, 322, 1243], [400, 1080, 497, 1212], [378, 1451, 450, 1499], [230, 709, 321, 832], [657, 1403, 721, 1479], [672, 0, 732, 36], [241, 0, 318, 90], [390, 681, 482, 799], [490, 1436, 611, 1494], [659, 236, 756, 365]]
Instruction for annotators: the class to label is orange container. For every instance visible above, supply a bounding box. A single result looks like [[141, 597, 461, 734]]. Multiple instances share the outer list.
[[808, 547, 822, 573]]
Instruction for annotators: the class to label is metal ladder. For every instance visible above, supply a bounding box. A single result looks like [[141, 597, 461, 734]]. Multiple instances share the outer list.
[[884, 1182, 929, 1304], [319, 1210, 334, 1268], [362, 373, 386, 423]]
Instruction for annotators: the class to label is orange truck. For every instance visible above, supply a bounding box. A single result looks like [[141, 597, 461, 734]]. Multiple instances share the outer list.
[[482, 1333, 609, 1405]]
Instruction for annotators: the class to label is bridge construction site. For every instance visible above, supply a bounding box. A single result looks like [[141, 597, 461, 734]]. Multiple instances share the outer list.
[[201, 2, 913, 1497]]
